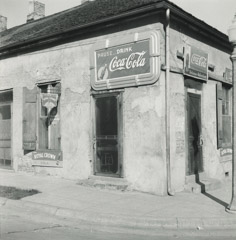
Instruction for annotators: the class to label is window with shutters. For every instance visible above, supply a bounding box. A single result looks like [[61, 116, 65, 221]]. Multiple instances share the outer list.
[[217, 82, 232, 148], [38, 83, 61, 150]]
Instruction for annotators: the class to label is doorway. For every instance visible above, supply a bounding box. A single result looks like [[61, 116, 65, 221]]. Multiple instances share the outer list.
[[187, 92, 203, 175], [93, 93, 122, 176]]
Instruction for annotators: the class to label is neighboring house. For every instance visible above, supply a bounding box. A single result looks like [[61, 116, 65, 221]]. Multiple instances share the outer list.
[[0, 0, 232, 195]]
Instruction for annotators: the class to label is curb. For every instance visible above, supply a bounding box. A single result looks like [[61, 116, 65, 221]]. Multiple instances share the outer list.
[[0, 197, 7, 206], [2, 197, 236, 230]]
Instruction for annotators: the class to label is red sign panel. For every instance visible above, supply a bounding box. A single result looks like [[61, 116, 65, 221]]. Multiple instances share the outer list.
[[90, 31, 160, 90], [96, 40, 150, 81], [184, 45, 208, 81]]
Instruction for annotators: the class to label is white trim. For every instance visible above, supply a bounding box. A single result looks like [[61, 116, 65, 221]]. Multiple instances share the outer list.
[[187, 88, 202, 95], [36, 80, 61, 86]]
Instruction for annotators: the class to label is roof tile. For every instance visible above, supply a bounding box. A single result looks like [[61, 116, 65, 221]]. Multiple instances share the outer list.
[[0, 0, 161, 49]]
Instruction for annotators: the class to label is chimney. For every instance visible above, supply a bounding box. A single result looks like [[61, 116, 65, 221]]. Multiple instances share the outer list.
[[0, 15, 7, 32], [27, 0, 45, 22]]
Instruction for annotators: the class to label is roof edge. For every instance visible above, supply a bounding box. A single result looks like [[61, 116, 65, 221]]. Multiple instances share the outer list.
[[0, 0, 231, 56]]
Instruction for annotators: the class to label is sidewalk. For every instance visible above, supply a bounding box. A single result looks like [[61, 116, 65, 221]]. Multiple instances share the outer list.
[[0, 169, 236, 230]]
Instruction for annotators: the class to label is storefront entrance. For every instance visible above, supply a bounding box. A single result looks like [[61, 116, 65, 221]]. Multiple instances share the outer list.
[[93, 93, 122, 176], [0, 91, 13, 168], [187, 91, 203, 175]]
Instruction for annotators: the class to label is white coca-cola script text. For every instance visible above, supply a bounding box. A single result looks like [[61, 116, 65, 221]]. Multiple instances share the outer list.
[[109, 51, 146, 72], [191, 54, 207, 68]]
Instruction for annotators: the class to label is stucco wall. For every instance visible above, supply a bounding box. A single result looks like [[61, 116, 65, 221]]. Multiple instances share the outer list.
[[123, 72, 166, 195], [0, 42, 93, 179], [201, 80, 223, 179], [169, 72, 186, 192]]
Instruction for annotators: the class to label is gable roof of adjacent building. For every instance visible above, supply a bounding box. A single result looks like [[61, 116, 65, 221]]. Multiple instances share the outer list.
[[0, 0, 231, 56]]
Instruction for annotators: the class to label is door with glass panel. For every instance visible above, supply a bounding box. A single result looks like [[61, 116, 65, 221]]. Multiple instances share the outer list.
[[93, 93, 122, 176]]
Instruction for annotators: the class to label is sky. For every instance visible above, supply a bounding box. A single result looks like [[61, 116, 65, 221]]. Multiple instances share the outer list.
[[0, 0, 236, 34]]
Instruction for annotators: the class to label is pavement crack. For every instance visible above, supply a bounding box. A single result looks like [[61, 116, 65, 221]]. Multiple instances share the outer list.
[[33, 224, 64, 232], [6, 224, 64, 235]]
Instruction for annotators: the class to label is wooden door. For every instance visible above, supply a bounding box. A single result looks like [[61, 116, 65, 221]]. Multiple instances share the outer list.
[[0, 103, 12, 168]]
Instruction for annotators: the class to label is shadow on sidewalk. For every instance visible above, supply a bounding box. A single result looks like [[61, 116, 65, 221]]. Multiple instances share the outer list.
[[195, 173, 228, 208]]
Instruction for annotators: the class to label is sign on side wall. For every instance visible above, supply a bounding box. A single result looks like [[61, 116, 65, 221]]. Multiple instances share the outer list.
[[32, 150, 62, 167], [224, 68, 233, 84], [41, 93, 58, 112], [90, 31, 160, 90], [184, 45, 208, 81], [220, 148, 232, 157]]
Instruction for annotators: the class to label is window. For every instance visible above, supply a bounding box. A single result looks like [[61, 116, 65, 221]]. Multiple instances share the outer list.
[[217, 82, 232, 148], [23, 83, 61, 152], [38, 83, 61, 150]]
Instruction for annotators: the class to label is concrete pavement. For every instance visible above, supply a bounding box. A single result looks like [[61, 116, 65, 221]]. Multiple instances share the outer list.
[[0, 169, 236, 231]]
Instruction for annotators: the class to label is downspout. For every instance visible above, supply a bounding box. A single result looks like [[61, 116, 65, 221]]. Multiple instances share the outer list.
[[165, 8, 175, 196]]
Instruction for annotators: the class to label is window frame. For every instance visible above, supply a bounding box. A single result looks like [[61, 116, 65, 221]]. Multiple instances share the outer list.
[[36, 82, 61, 151], [217, 82, 232, 149]]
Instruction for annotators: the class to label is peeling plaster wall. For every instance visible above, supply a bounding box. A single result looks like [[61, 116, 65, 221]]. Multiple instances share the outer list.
[[169, 73, 186, 192], [202, 80, 222, 179], [0, 43, 92, 179], [123, 72, 166, 195]]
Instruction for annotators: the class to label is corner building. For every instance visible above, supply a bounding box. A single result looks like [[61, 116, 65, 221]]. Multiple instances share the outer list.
[[0, 0, 233, 195]]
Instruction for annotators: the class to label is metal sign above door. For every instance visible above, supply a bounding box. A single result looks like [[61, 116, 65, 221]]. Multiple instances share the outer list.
[[90, 30, 160, 90], [184, 45, 208, 81]]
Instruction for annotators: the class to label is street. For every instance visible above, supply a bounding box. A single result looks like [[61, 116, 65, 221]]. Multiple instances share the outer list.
[[1, 204, 236, 240]]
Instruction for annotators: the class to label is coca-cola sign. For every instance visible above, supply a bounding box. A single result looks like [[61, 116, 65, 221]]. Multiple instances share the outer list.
[[96, 40, 150, 81], [184, 45, 208, 81], [90, 31, 160, 90]]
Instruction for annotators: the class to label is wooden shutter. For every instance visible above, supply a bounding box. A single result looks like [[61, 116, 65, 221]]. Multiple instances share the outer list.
[[23, 87, 37, 150], [222, 115, 232, 147], [216, 82, 223, 148]]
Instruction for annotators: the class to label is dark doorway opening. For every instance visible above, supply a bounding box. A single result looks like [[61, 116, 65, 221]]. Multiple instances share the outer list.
[[187, 92, 203, 175]]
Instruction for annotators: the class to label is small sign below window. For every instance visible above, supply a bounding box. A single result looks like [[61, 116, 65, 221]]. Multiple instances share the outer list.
[[90, 31, 160, 90], [32, 150, 62, 167], [184, 45, 208, 81], [220, 148, 232, 157]]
